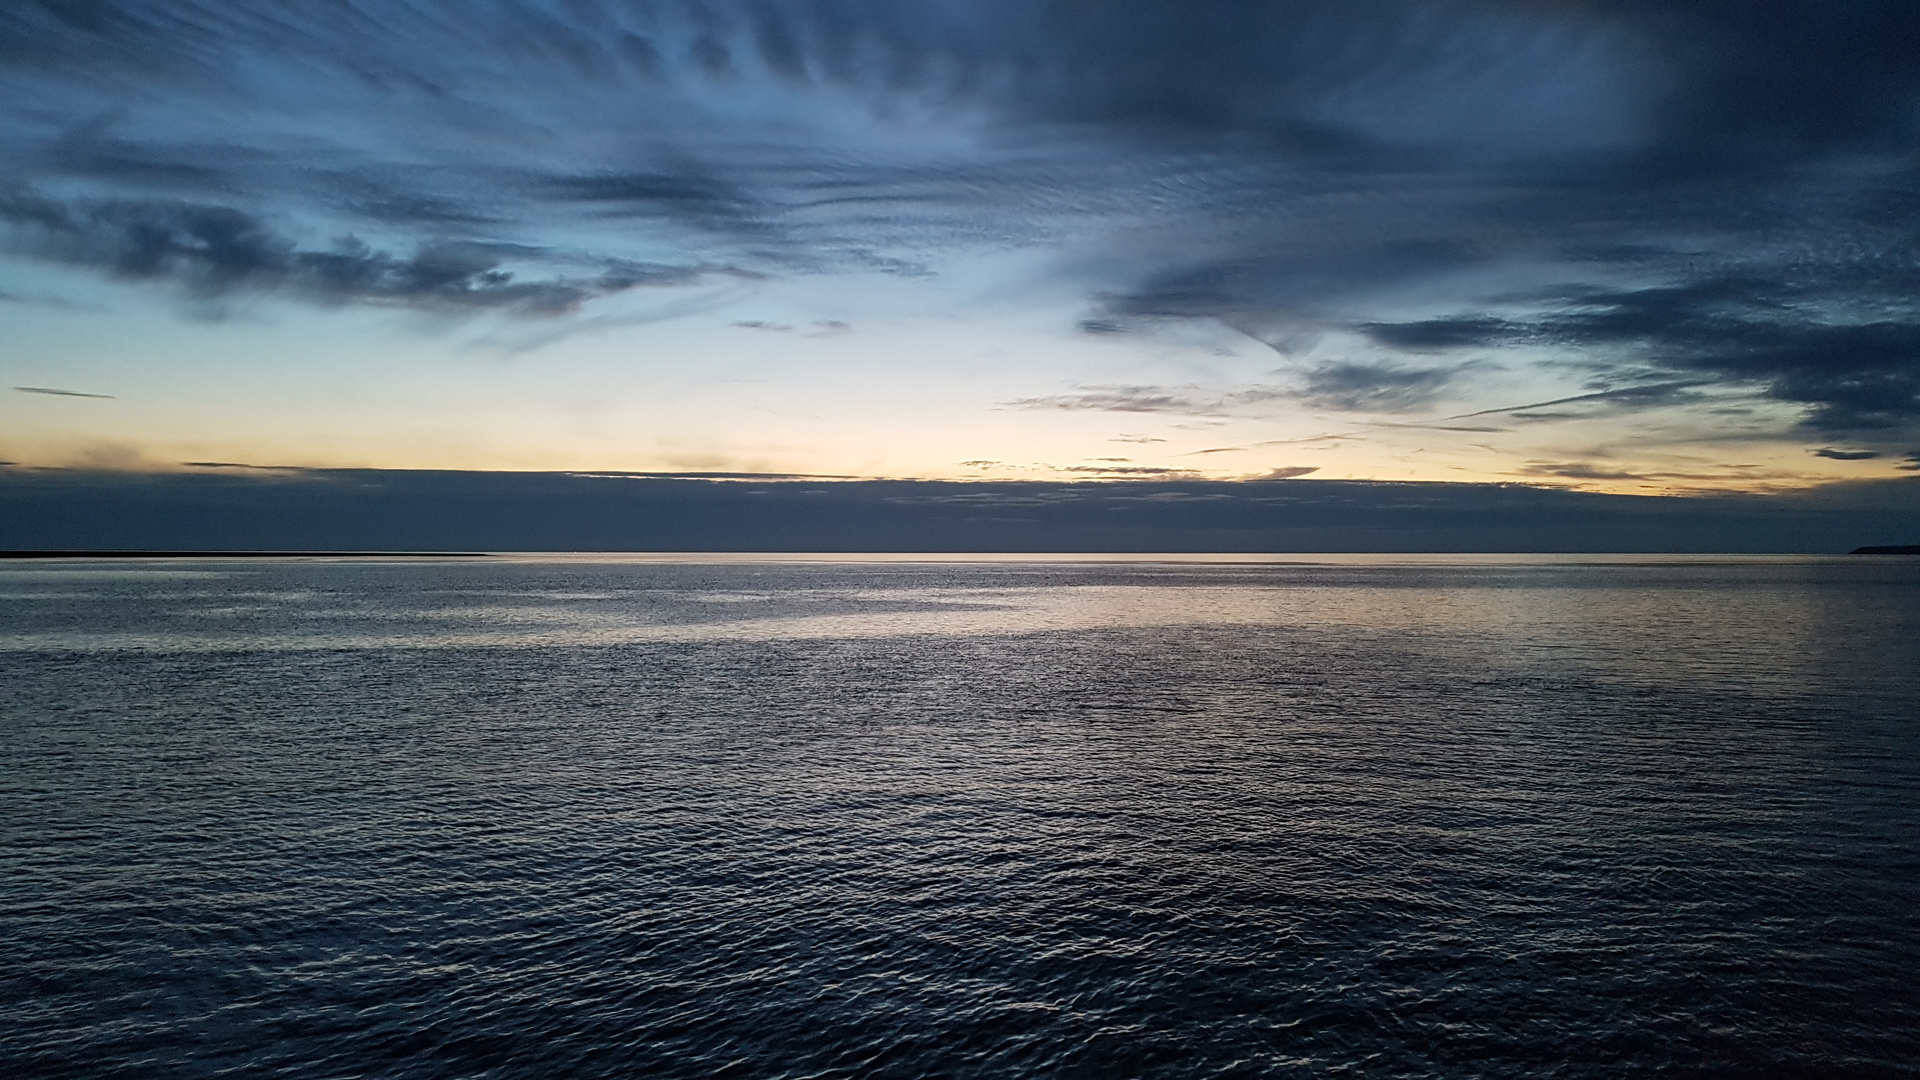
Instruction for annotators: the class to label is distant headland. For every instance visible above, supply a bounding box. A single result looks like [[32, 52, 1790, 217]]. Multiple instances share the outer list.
[[1851, 545, 1920, 555]]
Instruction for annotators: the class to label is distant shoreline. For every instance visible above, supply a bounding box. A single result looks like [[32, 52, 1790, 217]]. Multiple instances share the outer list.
[[0, 551, 491, 559], [1850, 545, 1920, 555]]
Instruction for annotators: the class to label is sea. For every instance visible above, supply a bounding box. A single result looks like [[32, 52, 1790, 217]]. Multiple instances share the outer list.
[[3, 554, 1917, 1078]]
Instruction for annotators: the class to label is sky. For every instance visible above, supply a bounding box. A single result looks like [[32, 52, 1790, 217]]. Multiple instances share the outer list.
[[4, 0, 1920, 497]]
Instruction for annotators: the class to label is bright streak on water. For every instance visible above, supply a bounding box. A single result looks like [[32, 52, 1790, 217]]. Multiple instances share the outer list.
[[3, 555, 1917, 1077]]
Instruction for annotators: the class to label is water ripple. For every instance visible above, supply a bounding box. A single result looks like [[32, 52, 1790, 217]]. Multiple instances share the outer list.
[[3, 557, 1917, 1077]]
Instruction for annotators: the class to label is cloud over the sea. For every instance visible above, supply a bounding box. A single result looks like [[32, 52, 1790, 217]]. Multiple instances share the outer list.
[[2, 0, 1919, 473], [3, 467, 1916, 553]]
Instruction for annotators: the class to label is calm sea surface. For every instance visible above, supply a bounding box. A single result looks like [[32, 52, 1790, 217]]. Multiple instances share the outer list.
[[4, 555, 1918, 1078]]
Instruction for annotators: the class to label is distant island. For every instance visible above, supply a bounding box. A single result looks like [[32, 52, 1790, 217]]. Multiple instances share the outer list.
[[1851, 545, 1920, 555]]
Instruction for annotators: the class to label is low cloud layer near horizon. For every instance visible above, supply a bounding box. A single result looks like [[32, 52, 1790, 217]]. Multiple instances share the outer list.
[[3, 468, 1915, 553], [4, 1, 1920, 490]]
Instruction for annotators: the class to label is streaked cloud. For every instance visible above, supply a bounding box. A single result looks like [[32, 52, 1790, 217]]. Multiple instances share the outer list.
[[15, 386, 113, 399], [1003, 386, 1221, 415], [0, 191, 715, 315], [1, 0, 1917, 488]]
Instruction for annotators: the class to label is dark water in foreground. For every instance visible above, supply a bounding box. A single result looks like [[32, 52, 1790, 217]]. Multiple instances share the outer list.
[[4, 555, 1918, 1078]]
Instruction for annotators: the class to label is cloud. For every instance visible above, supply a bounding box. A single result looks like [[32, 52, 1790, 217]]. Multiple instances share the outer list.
[[9, 467, 1915, 552], [1358, 318, 1517, 352], [1318, 278, 1920, 433], [1063, 465, 1189, 475], [9, 2, 1907, 165], [0, 287, 94, 310], [1298, 362, 1463, 413], [466, 277, 763, 355], [1446, 381, 1714, 422], [546, 169, 756, 229], [1006, 381, 1355, 417], [1814, 448, 1882, 461], [1103, 491, 1234, 503], [0, 191, 714, 315], [15, 386, 113, 399], [885, 490, 1089, 507], [1521, 462, 1646, 482], [181, 461, 306, 472], [1009, 365, 1479, 425], [731, 319, 793, 331], [60, 440, 156, 471], [1526, 284, 1920, 432], [1002, 386, 1216, 414], [1251, 466, 1319, 479], [1, 0, 1918, 450], [1516, 461, 1802, 486]]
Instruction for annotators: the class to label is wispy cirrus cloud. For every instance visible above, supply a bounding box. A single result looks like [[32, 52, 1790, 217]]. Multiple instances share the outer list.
[[1002, 386, 1224, 415], [1296, 362, 1464, 413], [15, 385, 113, 398], [3, 0, 1919, 479]]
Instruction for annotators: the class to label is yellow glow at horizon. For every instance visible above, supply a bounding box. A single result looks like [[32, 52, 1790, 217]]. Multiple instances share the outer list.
[[1, 260, 1910, 495]]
